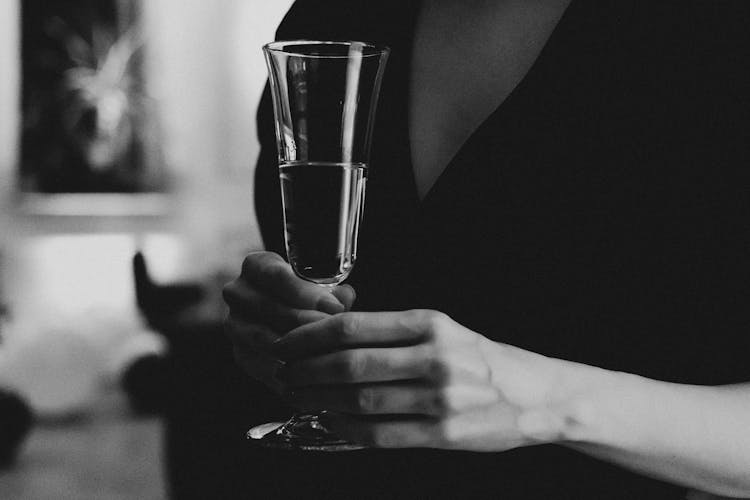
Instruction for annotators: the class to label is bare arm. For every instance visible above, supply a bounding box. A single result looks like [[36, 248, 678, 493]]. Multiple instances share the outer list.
[[225, 260, 750, 499], [274, 311, 750, 497], [522, 351, 750, 497]]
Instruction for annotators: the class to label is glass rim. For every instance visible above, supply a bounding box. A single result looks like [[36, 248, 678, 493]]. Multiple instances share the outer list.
[[263, 40, 390, 59]]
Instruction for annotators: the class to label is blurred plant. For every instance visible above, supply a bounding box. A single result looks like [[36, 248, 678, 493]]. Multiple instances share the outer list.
[[49, 17, 145, 173], [21, 2, 165, 193]]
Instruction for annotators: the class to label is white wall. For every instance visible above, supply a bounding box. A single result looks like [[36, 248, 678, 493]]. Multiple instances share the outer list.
[[0, 0, 20, 224], [142, 0, 293, 275]]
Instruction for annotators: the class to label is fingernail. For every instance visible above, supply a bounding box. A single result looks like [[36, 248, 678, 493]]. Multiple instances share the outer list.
[[316, 295, 345, 315]]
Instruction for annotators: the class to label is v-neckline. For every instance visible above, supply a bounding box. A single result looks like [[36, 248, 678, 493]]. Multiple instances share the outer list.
[[404, 0, 579, 206]]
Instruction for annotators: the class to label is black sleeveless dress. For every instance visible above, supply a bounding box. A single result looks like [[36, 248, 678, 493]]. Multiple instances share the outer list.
[[246, 1, 750, 498]]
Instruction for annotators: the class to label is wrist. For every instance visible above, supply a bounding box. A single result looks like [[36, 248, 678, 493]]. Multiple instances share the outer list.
[[479, 338, 583, 444], [529, 361, 645, 448], [485, 341, 633, 446], [479, 338, 643, 447], [513, 359, 606, 446]]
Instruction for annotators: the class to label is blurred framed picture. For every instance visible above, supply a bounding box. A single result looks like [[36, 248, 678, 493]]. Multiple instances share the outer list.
[[20, 0, 164, 194]]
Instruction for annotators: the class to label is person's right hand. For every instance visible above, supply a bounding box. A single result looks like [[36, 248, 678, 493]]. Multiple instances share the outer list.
[[222, 251, 356, 393]]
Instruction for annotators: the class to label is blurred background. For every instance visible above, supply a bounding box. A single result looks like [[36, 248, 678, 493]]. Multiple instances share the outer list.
[[0, 0, 293, 498]]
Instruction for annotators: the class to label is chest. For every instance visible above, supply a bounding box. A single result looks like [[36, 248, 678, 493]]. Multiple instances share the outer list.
[[408, 0, 571, 200]]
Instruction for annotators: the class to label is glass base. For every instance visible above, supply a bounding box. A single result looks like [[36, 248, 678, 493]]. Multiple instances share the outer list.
[[246, 413, 365, 452]]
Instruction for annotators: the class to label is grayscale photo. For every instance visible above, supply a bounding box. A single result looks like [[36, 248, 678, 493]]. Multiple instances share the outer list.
[[1, 1, 749, 499]]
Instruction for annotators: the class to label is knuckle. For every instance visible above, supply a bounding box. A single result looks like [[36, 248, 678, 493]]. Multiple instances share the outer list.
[[400, 310, 429, 338], [355, 388, 377, 413], [436, 419, 463, 448], [423, 310, 451, 333], [337, 313, 360, 340], [417, 341, 447, 378], [340, 352, 367, 381], [405, 310, 451, 339], [403, 309, 427, 326], [425, 355, 450, 382], [426, 388, 451, 415]]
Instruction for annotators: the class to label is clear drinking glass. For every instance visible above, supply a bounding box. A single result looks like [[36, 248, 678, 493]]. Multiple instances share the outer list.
[[246, 40, 389, 451]]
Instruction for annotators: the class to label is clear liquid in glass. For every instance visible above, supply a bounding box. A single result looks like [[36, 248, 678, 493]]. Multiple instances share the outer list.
[[280, 161, 367, 285]]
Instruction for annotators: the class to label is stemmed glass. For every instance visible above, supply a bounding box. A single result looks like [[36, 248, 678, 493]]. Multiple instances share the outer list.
[[246, 41, 389, 451]]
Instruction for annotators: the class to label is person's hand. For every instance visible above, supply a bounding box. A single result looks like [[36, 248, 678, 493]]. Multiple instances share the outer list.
[[272, 310, 569, 451], [222, 251, 356, 391]]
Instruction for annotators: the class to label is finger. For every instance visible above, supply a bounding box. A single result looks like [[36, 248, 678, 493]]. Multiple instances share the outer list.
[[285, 382, 500, 416], [280, 346, 433, 386], [329, 408, 526, 451], [224, 284, 329, 333], [284, 383, 440, 416], [330, 284, 356, 311], [273, 311, 430, 359], [240, 252, 345, 313], [323, 413, 439, 448]]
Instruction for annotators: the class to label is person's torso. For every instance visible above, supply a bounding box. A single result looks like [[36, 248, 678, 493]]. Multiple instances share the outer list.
[[249, 2, 750, 498], [409, 0, 571, 200]]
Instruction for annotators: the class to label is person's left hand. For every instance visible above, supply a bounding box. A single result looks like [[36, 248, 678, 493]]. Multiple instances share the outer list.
[[272, 310, 565, 451]]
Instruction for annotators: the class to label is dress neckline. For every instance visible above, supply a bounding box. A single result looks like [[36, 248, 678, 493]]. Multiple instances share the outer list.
[[404, 0, 580, 206]]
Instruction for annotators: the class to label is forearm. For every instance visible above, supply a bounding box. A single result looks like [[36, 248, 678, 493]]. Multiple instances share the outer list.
[[565, 371, 750, 496], [487, 342, 750, 497]]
